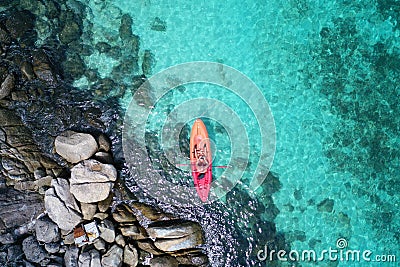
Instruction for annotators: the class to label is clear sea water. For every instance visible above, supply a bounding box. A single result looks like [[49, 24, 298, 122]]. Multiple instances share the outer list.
[[73, 0, 399, 266]]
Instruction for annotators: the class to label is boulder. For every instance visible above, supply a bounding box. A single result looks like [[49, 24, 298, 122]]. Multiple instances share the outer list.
[[35, 215, 60, 243], [149, 256, 179, 267], [64, 246, 79, 267], [115, 235, 125, 247], [78, 250, 100, 267], [120, 224, 146, 240], [98, 193, 113, 213], [44, 242, 60, 254], [98, 219, 115, 243], [123, 244, 138, 267], [147, 221, 204, 252], [55, 131, 98, 163], [81, 203, 97, 220], [22, 236, 48, 264], [70, 159, 117, 203], [112, 203, 136, 222], [45, 183, 82, 231], [176, 252, 209, 266], [101, 245, 123, 267], [0, 74, 14, 100]]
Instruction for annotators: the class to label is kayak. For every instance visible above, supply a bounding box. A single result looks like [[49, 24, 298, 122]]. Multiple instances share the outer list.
[[190, 119, 212, 202]]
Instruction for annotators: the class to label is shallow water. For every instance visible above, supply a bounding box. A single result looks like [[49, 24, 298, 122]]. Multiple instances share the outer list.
[[69, 0, 399, 266]]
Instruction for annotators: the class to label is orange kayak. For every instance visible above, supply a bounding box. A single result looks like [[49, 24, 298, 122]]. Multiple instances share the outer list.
[[190, 119, 212, 202]]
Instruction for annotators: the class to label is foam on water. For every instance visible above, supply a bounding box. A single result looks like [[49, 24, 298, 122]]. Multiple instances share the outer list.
[[73, 0, 399, 265]]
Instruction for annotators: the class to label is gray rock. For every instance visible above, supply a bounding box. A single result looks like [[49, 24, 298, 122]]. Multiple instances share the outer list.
[[45, 187, 82, 231], [70, 159, 117, 203], [98, 193, 113, 213], [147, 221, 204, 252], [0, 232, 15, 244], [22, 236, 48, 264], [62, 231, 75, 245], [78, 251, 90, 267], [35, 215, 60, 243], [101, 244, 123, 267], [149, 256, 179, 267], [45, 242, 60, 254], [93, 212, 109, 220], [98, 219, 115, 243], [0, 187, 44, 231], [90, 249, 101, 267], [55, 131, 98, 163], [136, 240, 164, 256], [93, 238, 106, 253], [123, 244, 138, 267], [64, 246, 79, 267], [79, 250, 101, 267], [7, 244, 23, 263], [52, 178, 81, 212], [115, 234, 125, 247], [120, 224, 146, 240], [0, 74, 14, 100], [81, 203, 97, 220]]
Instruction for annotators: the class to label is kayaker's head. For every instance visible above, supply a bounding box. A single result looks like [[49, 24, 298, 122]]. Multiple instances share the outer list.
[[198, 156, 207, 166]]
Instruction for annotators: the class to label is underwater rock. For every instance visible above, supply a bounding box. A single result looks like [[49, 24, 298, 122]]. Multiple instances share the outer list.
[[59, 12, 82, 44], [55, 131, 98, 164], [62, 52, 86, 81], [142, 49, 155, 76], [317, 198, 334, 213], [119, 14, 134, 40], [70, 159, 117, 203], [5, 10, 35, 39], [151, 17, 167, 32], [96, 42, 112, 53], [32, 49, 58, 84]]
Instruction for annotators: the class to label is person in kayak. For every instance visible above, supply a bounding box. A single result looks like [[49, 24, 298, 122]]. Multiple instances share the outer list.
[[195, 144, 209, 173]]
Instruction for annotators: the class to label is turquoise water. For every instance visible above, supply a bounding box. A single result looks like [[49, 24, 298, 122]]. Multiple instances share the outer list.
[[72, 0, 399, 266]]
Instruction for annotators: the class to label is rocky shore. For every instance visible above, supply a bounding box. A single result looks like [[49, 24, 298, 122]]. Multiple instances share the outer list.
[[1, 127, 208, 267], [0, 3, 208, 267]]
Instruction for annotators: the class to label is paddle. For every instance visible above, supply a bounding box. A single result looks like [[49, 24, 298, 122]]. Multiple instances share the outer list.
[[176, 164, 229, 168]]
